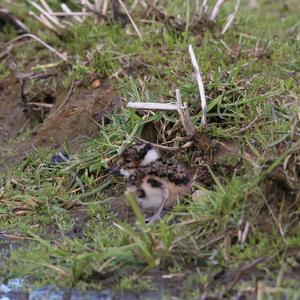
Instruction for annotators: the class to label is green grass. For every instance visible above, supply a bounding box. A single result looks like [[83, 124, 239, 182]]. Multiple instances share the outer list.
[[1, 0, 300, 297]]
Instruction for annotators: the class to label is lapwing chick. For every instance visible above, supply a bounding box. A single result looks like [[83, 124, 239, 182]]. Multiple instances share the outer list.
[[126, 159, 193, 223]]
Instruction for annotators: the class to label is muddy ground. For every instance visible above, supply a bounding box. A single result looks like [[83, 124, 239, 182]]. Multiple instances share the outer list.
[[0, 73, 122, 170]]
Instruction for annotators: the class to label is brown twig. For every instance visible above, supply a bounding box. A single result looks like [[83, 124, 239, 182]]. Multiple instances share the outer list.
[[224, 256, 272, 294], [118, 0, 143, 40], [175, 89, 196, 136], [59, 79, 75, 111]]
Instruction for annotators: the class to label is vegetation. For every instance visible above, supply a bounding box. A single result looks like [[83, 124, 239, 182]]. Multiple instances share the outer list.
[[0, 0, 300, 298]]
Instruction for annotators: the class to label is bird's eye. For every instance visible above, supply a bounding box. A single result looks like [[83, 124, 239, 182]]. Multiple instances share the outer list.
[[128, 174, 136, 182], [136, 189, 145, 198]]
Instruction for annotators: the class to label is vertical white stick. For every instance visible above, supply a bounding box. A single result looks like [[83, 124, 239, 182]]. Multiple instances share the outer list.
[[102, 0, 109, 15], [221, 0, 240, 35], [209, 0, 226, 21], [188, 44, 207, 126]]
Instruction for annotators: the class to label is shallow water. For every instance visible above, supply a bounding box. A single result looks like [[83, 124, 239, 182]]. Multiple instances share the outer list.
[[0, 281, 166, 300], [0, 236, 167, 300]]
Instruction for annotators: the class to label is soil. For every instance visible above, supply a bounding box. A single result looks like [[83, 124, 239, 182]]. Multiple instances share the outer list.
[[0, 75, 122, 170]]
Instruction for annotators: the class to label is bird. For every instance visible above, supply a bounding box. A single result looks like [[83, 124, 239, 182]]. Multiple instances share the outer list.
[[112, 142, 160, 178], [125, 155, 193, 223], [111, 142, 193, 223]]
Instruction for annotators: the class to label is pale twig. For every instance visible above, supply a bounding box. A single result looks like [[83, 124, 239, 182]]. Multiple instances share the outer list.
[[95, 0, 103, 12], [0, 8, 29, 32], [127, 102, 182, 111], [26, 102, 53, 108], [188, 44, 207, 126], [118, 0, 143, 40], [39, 0, 61, 24], [221, 0, 240, 35], [29, 11, 60, 33], [131, 0, 141, 10], [102, 0, 109, 15], [198, 0, 208, 20], [81, 0, 95, 11], [28, 0, 65, 28], [175, 89, 196, 136], [81, 0, 87, 12], [240, 221, 251, 244], [209, 0, 226, 21], [5, 34, 68, 62], [59, 79, 75, 111], [61, 3, 83, 23], [49, 12, 91, 17]]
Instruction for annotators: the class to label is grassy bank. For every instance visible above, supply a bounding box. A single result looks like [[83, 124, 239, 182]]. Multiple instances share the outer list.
[[1, 0, 300, 298]]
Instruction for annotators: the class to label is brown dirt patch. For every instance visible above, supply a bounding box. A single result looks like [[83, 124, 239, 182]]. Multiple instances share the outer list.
[[0, 75, 122, 170], [0, 78, 27, 152]]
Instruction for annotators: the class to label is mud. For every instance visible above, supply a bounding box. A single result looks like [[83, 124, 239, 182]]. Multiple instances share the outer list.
[[0, 75, 122, 170], [0, 78, 27, 154]]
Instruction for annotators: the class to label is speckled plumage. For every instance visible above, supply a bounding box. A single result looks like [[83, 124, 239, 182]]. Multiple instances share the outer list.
[[114, 142, 193, 221], [115, 142, 160, 178], [126, 158, 193, 209]]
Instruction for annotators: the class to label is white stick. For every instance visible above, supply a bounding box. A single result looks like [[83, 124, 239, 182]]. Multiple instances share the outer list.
[[81, 0, 86, 12], [61, 3, 83, 23], [26, 102, 54, 108], [127, 102, 183, 111], [241, 221, 251, 244], [95, 0, 103, 12], [49, 12, 91, 17], [39, 0, 61, 24], [188, 44, 207, 126], [28, 0, 65, 28], [0, 8, 29, 32], [82, 0, 95, 11], [209, 0, 226, 21], [118, 0, 143, 40], [221, 0, 240, 35], [29, 11, 59, 33], [131, 0, 140, 10], [102, 0, 109, 15], [6, 34, 68, 62]]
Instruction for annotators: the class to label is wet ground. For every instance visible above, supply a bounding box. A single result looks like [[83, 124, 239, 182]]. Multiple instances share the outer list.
[[0, 283, 165, 300]]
